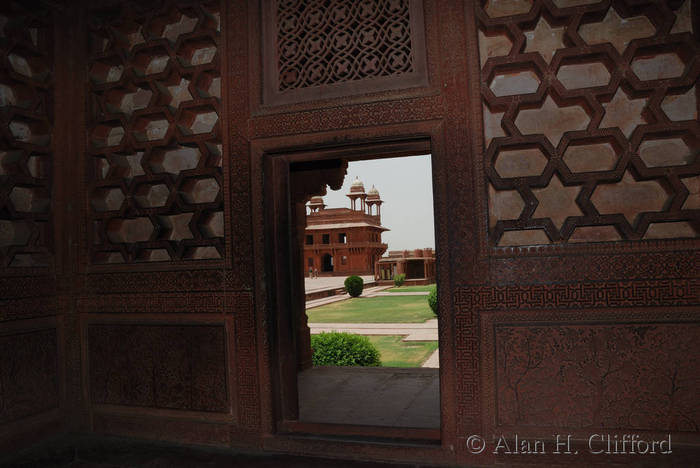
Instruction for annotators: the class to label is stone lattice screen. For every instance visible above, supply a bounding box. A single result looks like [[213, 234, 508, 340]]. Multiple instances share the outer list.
[[263, 0, 428, 105], [0, 5, 53, 269], [87, 0, 223, 264], [479, 0, 699, 248]]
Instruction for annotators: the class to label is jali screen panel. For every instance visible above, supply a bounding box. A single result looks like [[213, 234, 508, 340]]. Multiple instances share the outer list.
[[87, 0, 224, 264], [0, 3, 53, 269], [263, 0, 428, 105], [478, 0, 699, 248]]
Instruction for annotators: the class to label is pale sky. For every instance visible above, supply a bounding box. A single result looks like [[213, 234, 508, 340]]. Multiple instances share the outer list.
[[320, 154, 435, 252]]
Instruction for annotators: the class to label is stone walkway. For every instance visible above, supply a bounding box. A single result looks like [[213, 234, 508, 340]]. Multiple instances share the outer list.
[[422, 349, 440, 368], [371, 291, 430, 296], [304, 275, 374, 293], [308, 319, 438, 341], [305, 285, 392, 309]]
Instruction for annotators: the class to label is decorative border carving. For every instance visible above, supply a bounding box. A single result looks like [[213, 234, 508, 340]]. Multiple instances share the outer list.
[[77, 291, 251, 314], [83, 270, 250, 294]]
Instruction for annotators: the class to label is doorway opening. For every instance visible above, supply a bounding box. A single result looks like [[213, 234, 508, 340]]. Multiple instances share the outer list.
[[321, 253, 333, 273], [263, 139, 441, 442]]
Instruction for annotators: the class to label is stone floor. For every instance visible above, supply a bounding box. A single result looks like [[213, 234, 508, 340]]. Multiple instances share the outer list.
[[2, 434, 441, 468], [298, 367, 440, 428]]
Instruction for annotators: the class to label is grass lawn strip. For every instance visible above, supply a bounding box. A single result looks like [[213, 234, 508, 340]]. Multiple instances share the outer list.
[[367, 335, 438, 367], [306, 295, 436, 323], [386, 284, 436, 293]]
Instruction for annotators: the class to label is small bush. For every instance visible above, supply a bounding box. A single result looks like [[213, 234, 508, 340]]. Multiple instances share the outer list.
[[393, 273, 406, 287], [428, 286, 438, 317], [311, 332, 381, 367], [344, 275, 364, 297]]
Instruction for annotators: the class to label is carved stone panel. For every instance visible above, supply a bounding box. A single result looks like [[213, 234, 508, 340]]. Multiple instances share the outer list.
[[262, 0, 428, 106], [88, 324, 228, 412], [494, 322, 700, 431], [0, 329, 59, 423]]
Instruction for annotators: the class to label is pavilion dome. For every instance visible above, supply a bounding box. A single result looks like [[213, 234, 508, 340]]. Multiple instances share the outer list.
[[308, 195, 324, 205], [366, 185, 380, 200], [349, 176, 366, 194]]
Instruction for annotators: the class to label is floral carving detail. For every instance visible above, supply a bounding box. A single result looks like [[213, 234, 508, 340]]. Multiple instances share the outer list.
[[496, 324, 700, 430]]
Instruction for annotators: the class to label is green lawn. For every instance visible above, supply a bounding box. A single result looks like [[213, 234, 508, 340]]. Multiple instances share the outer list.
[[368, 335, 438, 367], [386, 284, 436, 293], [306, 296, 436, 323]]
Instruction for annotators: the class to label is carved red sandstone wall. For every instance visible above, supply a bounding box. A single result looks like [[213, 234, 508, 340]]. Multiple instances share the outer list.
[[0, 1, 62, 454], [1, 0, 699, 466]]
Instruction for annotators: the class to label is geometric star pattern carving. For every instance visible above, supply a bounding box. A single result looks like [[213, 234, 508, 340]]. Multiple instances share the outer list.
[[524, 17, 566, 64], [670, 0, 692, 34], [479, 1, 700, 247], [87, 2, 225, 264], [599, 89, 647, 138], [0, 5, 53, 268], [532, 175, 582, 230], [578, 7, 655, 54], [515, 96, 590, 146], [165, 78, 193, 110]]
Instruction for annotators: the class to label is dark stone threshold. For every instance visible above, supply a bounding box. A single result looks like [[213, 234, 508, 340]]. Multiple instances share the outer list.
[[1, 433, 442, 468]]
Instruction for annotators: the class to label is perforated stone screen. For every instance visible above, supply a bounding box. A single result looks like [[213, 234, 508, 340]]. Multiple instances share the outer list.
[[0, 4, 53, 269], [478, 0, 699, 248], [87, 0, 224, 264], [263, 0, 428, 105]]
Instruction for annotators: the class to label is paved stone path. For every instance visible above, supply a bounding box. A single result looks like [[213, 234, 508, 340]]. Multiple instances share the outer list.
[[304, 275, 374, 293], [422, 349, 440, 368], [305, 285, 392, 310], [371, 291, 430, 296], [308, 319, 438, 342]]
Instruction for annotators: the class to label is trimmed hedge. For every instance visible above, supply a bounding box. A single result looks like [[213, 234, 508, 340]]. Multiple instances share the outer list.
[[428, 286, 438, 317], [393, 273, 406, 287], [344, 275, 364, 297], [311, 332, 381, 367]]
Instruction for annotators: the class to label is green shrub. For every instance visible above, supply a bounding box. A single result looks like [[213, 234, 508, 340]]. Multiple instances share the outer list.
[[428, 286, 438, 317], [344, 275, 364, 297], [311, 332, 381, 367], [393, 273, 406, 287]]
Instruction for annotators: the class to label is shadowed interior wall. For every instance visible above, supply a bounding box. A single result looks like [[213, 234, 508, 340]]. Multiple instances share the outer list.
[[75, 0, 257, 448], [0, 0, 699, 466], [0, 1, 63, 453]]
